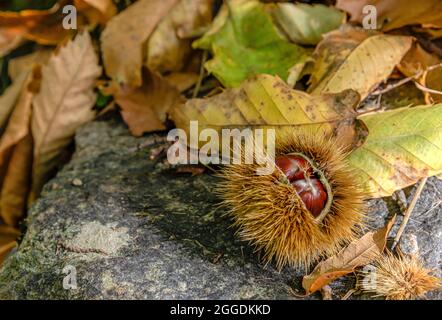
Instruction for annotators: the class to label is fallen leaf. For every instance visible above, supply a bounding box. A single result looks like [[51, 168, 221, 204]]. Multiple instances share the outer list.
[[0, 70, 29, 133], [74, 0, 117, 25], [0, 225, 20, 243], [0, 3, 60, 29], [7, 49, 52, 82], [424, 67, 442, 104], [110, 69, 184, 136], [0, 225, 19, 264], [302, 216, 396, 295], [145, 0, 213, 73], [30, 32, 101, 202], [413, 27, 442, 40], [0, 28, 23, 57], [170, 74, 360, 147], [0, 68, 38, 226], [271, 3, 346, 45], [398, 43, 442, 104], [0, 240, 17, 264], [0, 68, 36, 170], [0, 134, 33, 227], [164, 72, 199, 92], [0, 1, 75, 45], [193, 0, 309, 87], [336, 0, 442, 31], [101, 0, 179, 86], [398, 43, 440, 76], [348, 104, 442, 197], [308, 25, 413, 100]]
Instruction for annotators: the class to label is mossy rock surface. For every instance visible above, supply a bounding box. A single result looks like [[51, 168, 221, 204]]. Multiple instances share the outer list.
[[0, 118, 440, 299]]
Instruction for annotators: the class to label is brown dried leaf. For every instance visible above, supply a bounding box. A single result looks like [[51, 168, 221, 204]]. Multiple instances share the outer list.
[[0, 70, 29, 133], [0, 68, 38, 226], [302, 216, 396, 295], [74, 0, 117, 25], [0, 134, 32, 227], [145, 0, 213, 73], [0, 49, 48, 131], [399, 43, 440, 76], [8, 49, 52, 81], [101, 0, 179, 86], [0, 240, 17, 264], [0, 28, 23, 57], [336, 0, 442, 31], [0, 3, 60, 29], [0, 1, 74, 46], [30, 32, 101, 202], [398, 43, 442, 104], [110, 69, 184, 136], [424, 68, 442, 104], [0, 68, 36, 169], [164, 72, 199, 92], [0, 225, 20, 264]]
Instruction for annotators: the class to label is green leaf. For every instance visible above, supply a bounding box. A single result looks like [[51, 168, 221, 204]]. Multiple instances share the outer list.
[[307, 25, 413, 100], [193, 0, 309, 88], [271, 3, 346, 45], [348, 104, 442, 197]]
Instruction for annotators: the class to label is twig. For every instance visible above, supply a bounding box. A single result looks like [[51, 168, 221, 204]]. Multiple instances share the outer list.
[[392, 177, 428, 250], [57, 241, 108, 255], [371, 63, 442, 95], [357, 93, 383, 116], [192, 50, 208, 98], [341, 288, 357, 300], [414, 81, 442, 95]]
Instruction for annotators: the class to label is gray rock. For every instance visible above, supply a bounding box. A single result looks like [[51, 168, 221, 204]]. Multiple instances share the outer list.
[[0, 119, 440, 299]]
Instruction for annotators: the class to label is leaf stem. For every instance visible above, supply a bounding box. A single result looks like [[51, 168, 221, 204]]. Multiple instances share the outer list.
[[192, 50, 208, 98], [371, 63, 442, 96], [392, 177, 428, 250]]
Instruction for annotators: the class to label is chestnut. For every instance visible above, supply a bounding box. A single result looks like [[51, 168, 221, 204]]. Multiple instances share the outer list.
[[275, 155, 312, 181], [291, 178, 327, 217]]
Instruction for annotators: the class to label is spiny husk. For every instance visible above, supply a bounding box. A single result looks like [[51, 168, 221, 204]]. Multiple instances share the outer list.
[[217, 130, 367, 269], [361, 252, 441, 300]]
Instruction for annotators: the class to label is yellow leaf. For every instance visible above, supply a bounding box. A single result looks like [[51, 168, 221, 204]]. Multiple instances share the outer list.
[[171, 74, 360, 145], [302, 216, 395, 294], [308, 25, 413, 100], [101, 0, 179, 87], [348, 104, 442, 197], [30, 32, 101, 202]]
